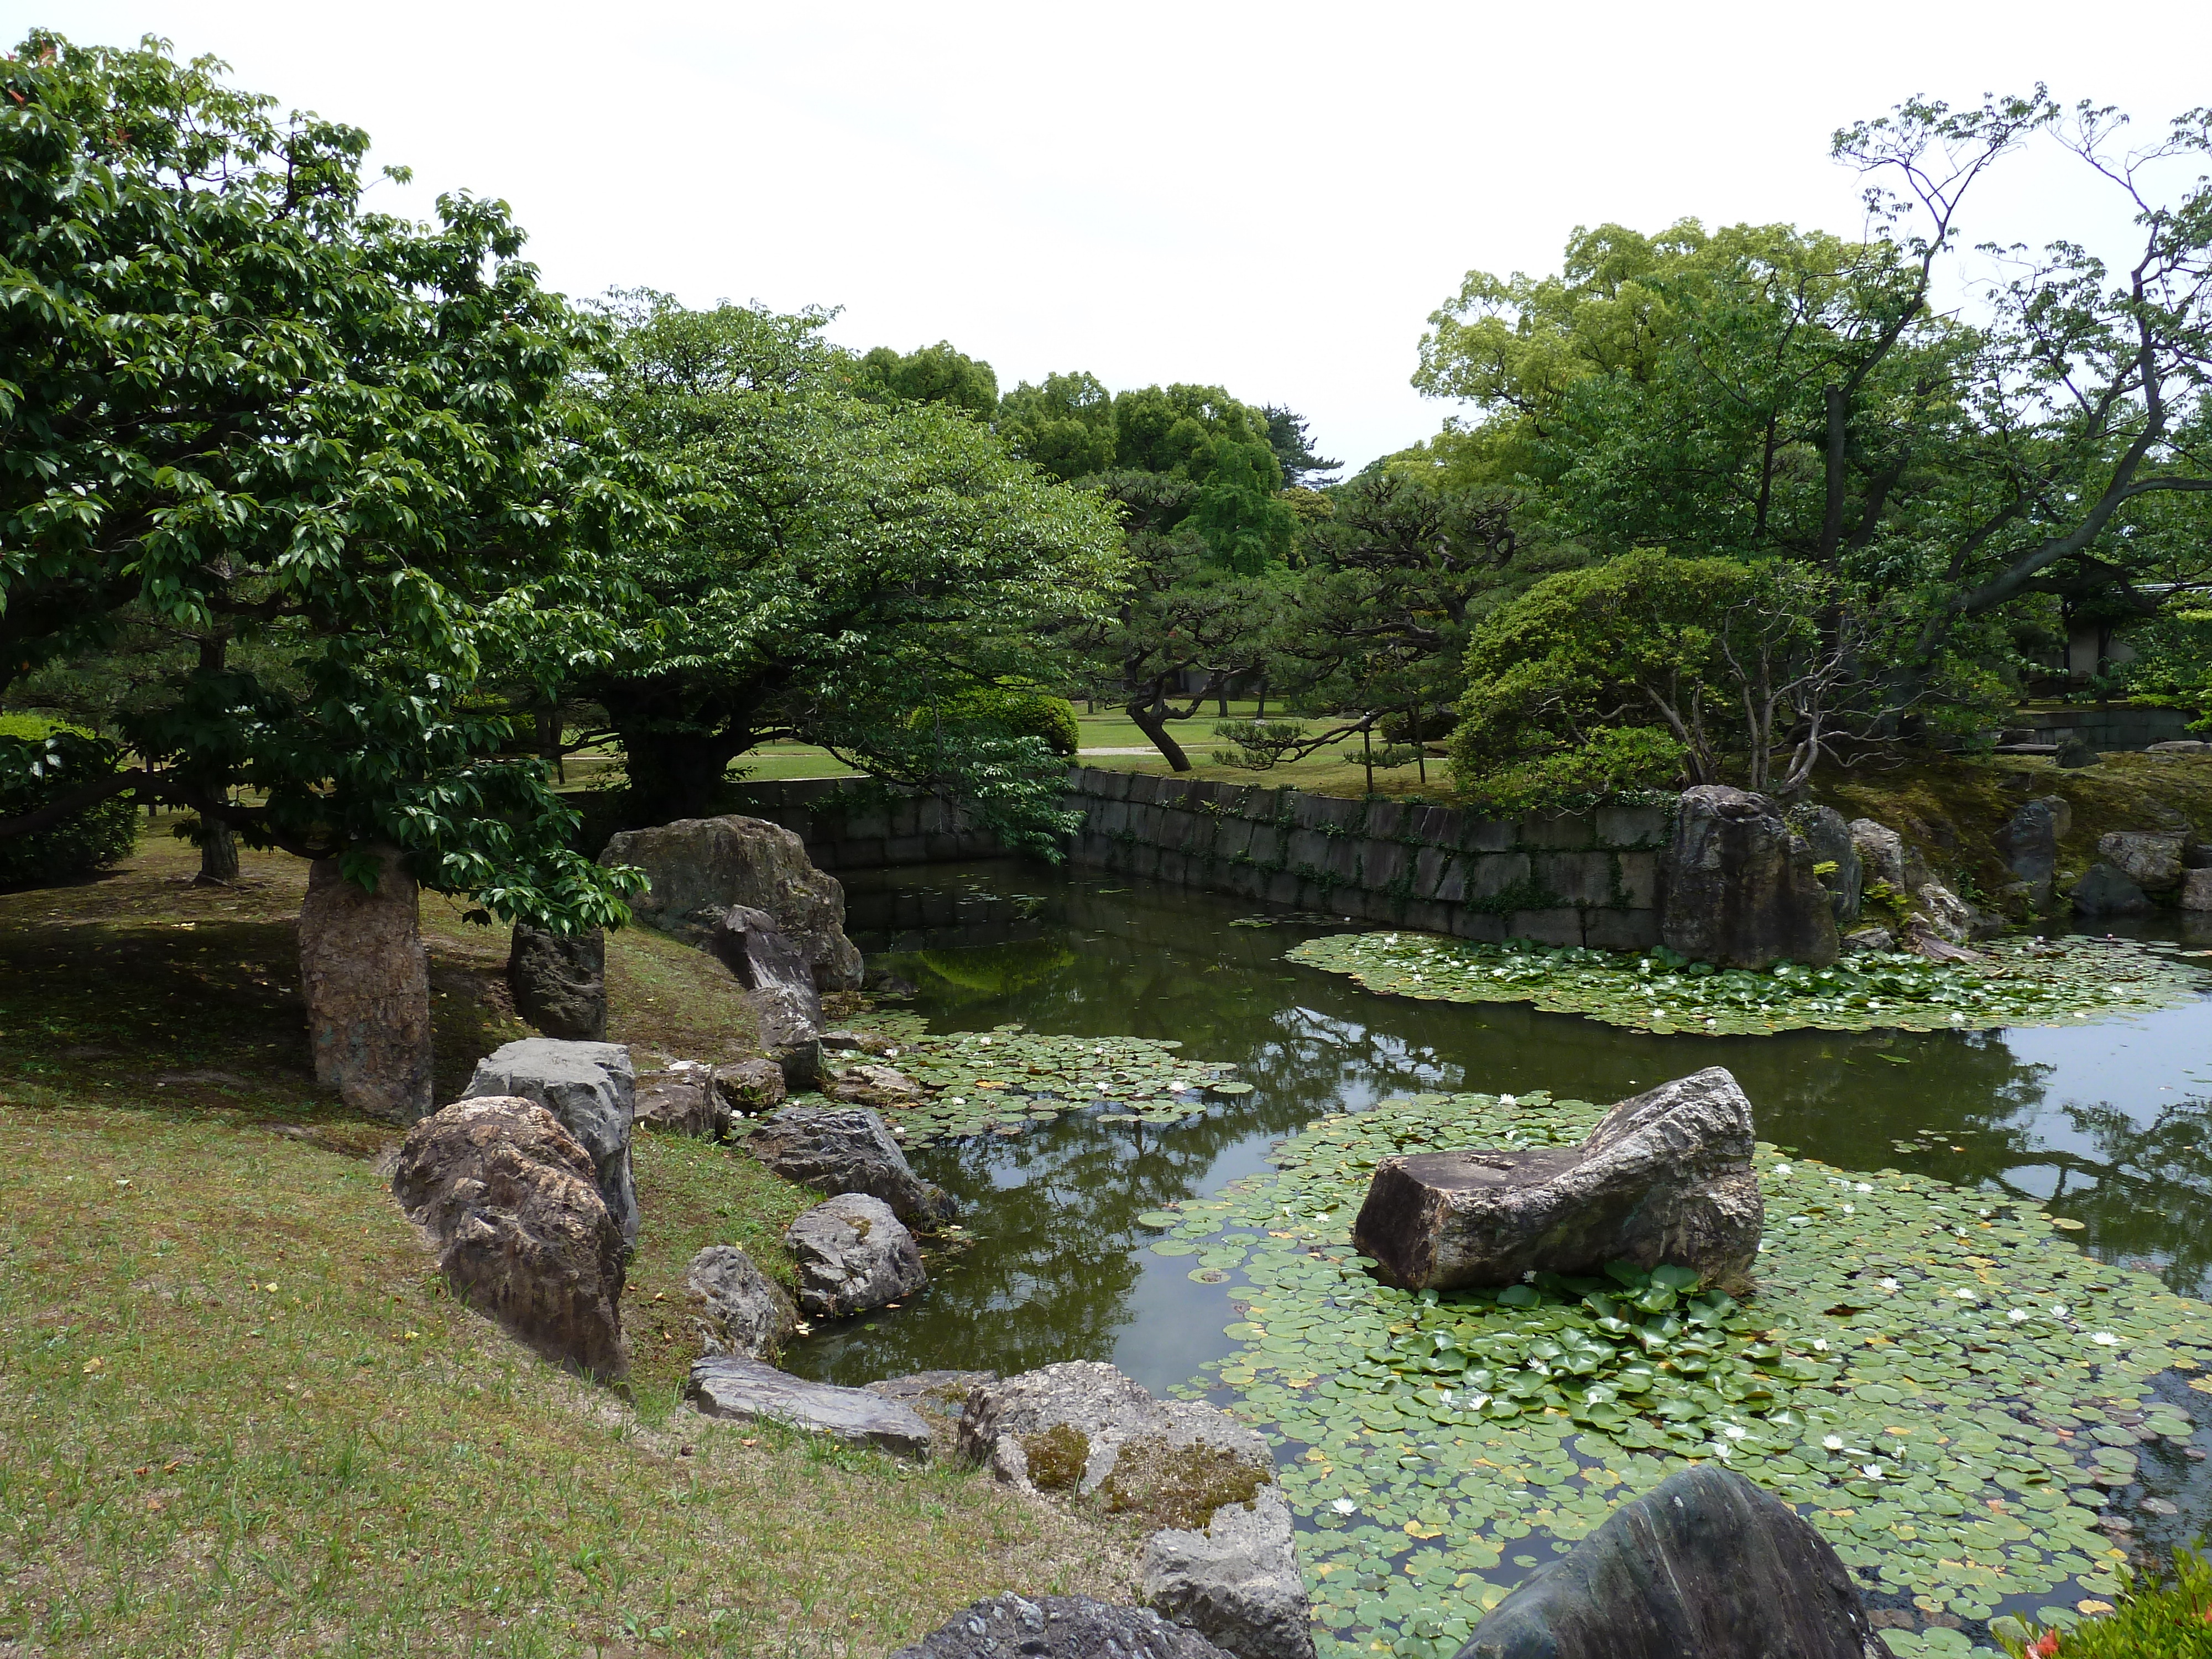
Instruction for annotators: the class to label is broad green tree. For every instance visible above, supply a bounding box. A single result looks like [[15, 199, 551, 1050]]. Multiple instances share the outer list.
[[0, 32, 640, 928], [852, 340, 999, 416]]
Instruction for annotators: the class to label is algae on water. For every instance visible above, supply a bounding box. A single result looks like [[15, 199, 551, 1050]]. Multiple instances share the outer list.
[[1286, 932, 2211, 1036]]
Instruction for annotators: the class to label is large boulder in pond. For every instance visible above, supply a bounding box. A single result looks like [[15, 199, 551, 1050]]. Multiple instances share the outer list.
[[684, 1243, 796, 1360], [1661, 786, 1838, 968], [1143, 1485, 1316, 1659], [1352, 1067, 1762, 1293], [598, 815, 863, 990], [2070, 862, 2153, 917], [1786, 803, 1861, 926], [2099, 830, 2185, 891], [505, 925, 606, 1041], [744, 1104, 956, 1229], [1995, 797, 2065, 909], [298, 847, 434, 1124], [463, 1039, 638, 1244], [391, 1095, 628, 1379], [1453, 1463, 1880, 1659], [687, 1353, 933, 1458], [890, 1595, 1230, 1659], [784, 1193, 927, 1318]]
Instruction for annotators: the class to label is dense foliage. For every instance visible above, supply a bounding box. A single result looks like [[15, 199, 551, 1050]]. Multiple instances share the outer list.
[[0, 715, 137, 887]]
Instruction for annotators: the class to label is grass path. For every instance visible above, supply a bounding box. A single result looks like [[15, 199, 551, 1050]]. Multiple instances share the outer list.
[[0, 837, 1136, 1656]]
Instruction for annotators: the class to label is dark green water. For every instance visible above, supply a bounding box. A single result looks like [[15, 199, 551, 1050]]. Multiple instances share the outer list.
[[784, 860, 2212, 1402]]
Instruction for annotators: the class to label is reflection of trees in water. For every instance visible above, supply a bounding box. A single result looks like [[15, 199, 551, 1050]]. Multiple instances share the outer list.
[[803, 862, 2212, 1378]]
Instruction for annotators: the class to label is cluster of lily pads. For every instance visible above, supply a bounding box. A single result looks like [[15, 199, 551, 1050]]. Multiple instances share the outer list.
[[855, 1024, 1252, 1143], [1152, 1089, 2212, 1659], [1285, 933, 2212, 1036]]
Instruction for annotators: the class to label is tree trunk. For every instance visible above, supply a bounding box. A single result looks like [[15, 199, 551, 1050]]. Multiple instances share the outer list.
[[613, 724, 744, 826], [1126, 698, 1192, 773], [298, 846, 434, 1125], [196, 817, 239, 886]]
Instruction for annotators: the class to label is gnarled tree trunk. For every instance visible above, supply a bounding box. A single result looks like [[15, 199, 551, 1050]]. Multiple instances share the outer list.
[[298, 846, 434, 1124]]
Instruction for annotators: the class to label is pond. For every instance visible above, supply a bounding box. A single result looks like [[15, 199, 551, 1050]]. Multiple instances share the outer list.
[[781, 858, 2212, 1649]]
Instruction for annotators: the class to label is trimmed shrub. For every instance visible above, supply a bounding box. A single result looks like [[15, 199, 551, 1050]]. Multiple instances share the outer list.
[[910, 687, 1081, 758]]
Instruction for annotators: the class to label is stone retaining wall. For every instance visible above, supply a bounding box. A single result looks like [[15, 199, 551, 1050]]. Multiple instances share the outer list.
[[727, 770, 1670, 950], [2006, 705, 2194, 752]]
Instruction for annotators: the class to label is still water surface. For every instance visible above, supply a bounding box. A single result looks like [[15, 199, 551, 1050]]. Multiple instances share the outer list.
[[784, 862, 2212, 1398]]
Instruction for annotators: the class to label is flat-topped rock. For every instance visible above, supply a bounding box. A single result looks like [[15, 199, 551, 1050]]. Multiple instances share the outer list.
[[1352, 1067, 1762, 1292], [745, 1104, 956, 1229], [463, 1039, 639, 1243], [1662, 786, 1838, 969], [687, 1354, 933, 1459], [889, 1595, 1230, 1659], [785, 1193, 927, 1317], [1453, 1463, 1879, 1659]]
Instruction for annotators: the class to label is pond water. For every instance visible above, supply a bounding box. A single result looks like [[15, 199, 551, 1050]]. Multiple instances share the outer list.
[[786, 860, 2212, 1400]]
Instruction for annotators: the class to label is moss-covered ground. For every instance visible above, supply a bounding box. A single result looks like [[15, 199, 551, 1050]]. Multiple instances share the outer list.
[[0, 831, 1136, 1655]]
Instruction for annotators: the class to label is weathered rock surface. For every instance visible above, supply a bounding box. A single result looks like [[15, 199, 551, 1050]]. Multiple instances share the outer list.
[[2182, 868, 2212, 912], [1142, 1486, 1316, 1659], [889, 1595, 1230, 1659], [709, 904, 826, 1084], [1786, 803, 1861, 926], [785, 1193, 927, 1317], [2071, 862, 2153, 917], [1839, 925, 1895, 954], [1352, 1067, 1762, 1292], [827, 1062, 922, 1108], [598, 814, 863, 989], [2186, 841, 2212, 870], [2100, 831, 2186, 891], [463, 1039, 639, 1243], [391, 1095, 628, 1379], [2058, 736, 2098, 768], [1661, 786, 1838, 969], [299, 847, 434, 1124], [2147, 740, 2211, 757], [865, 1370, 995, 1447], [636, 1060, 725, 1139], [687, 1354, 932, 1458], [1905, 880, 1973, 946], [1996, 798, 2065, 909], [714, 1057, 787, 1117], [685, 1243, 796, 1360], [1846, 818, 1930, 896], [506, 925, 606, 1041], [744, 1105, 956, 1229], [1452, 1462, 1880, 1659], [958, 1362, 1274, 1530]]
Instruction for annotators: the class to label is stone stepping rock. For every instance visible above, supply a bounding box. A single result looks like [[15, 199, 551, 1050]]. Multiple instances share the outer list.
[[687, 1355, 933, 1459]]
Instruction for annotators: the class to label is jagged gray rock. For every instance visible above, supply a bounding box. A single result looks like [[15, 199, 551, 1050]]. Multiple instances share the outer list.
[[505, 925, 606, 1041], [635, 1061, 725, 1139], [1905, 881, 1973, 946], [1352, 1067, 1762, 1293], [391, 1095, 628, 1379], [2100, 831, 2185, 891], [1846, 818, 1930, 895], [709, 904, 825, 1085], [958, 1361, 1275, 1530], [2071, 862, 2153, 917], [685, 1244, 796, 1360], [744, 1104, 956, 1229], [687, 1354, 932, 1458], [714, 1057, 787, 1117], [1661, 786, 1838, 969], [1787, 803, 1861, 926], [865, 1370, 995, 1447], [1839, 925, 1895, 954], [1143, 1486, 1316, 1659], [889, 1595, 1230, 1659], [827, 1062, 922, 1108], [785, 1193, 926, 1317], [462, 1039, 639, 1243], [2183, 868, 2212, 911], [1996, 798, 2064, 909], [598, 814, 863, 989], [1452, 1463, 1880, 1659]]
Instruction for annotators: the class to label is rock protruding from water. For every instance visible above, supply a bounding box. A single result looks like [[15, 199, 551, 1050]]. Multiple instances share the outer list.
[[685, 1244, 796, 1361], [2100, 831, 2185, 891], [635, 1060, 726, 1139], [2071, 862, 2153, 917], [1142, 1486, 1317, 1659], [1996, 797, 2066, 910], [865, 1370, 996, 1446], [463, 1039, 639, 1244], [709, 904, 826, 1085], [959, 1362, 1276, 1528], [506, 924, 606, 1041], [1661, 786, 1838, 969], [745, 1104, 956, 1229], [392, 1095, 628, 1379], [1787, 803, 1861, 927], [299, 847, 434, 1124], [687, 1354, 933, 1458], [828, 1062, 924, 1108], [1452, 1463, 1880, 1659], [889, 1595, 1231, 1659], [1352, 1067, 1762, 1292], [598, 814, 864, 989], [785, 1193, 926, 1317], [2185, 868, 2212, 912]]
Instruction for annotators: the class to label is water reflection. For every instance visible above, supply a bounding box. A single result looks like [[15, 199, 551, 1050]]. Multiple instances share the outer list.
[[784, 862, 2212, 1390]]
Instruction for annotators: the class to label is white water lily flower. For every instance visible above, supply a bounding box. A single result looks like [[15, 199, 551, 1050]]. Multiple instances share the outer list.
[[1878, 1277, 1899, 1292], [1723, 1425, 1748, 1440], [1499, 1094, 1517, 1107], [948, 1097, 967, 1105], [1813, 1339, 1830, 1352], [1860, 1463, 1886, 1480], [1843, 1204, 1856, 1215], [1954, 1288, 1976, 1300], [1823, 1434, 1845, 1451], [2093, 1332, 2119, 1346], [1468, 1392, 1491, 1410], [1773, 1164, 1793, 1177], [979, 1036, 993, 1045], [1520, 1269, 1537, 1283], [2052, 1305, 2070, 1317], [2008, 1309, 2030, 1323], [1855, 1182, 1874, 1194], [1331, 1498, 1357, 1515]]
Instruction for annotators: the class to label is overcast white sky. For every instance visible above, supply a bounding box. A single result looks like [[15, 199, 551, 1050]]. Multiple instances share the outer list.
[[13, 2, 2212, 467]]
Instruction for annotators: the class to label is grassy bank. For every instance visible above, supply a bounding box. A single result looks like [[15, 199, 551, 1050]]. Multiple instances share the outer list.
[[0, 836, 1137, 1656]]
